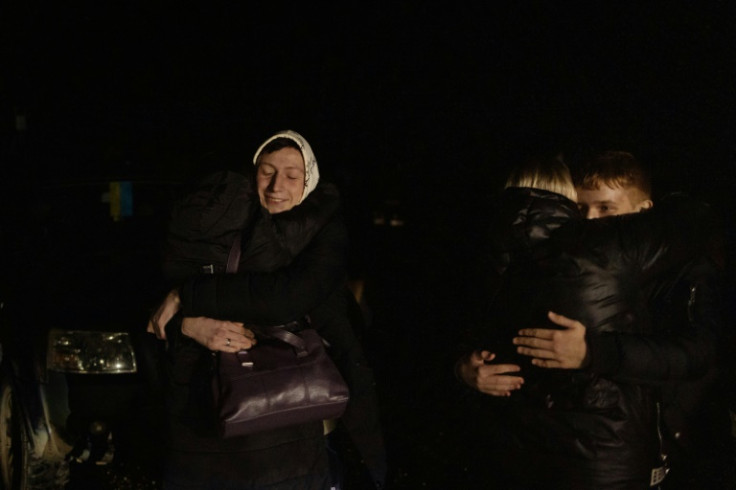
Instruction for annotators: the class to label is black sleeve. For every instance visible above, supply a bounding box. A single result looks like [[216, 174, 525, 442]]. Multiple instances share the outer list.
[[239, 183, 341, 271], [179, 215, 349, 325], [583, 196, 721, 383], [268, 183, 340, 258], [588, 328, 715, 384], [587, 257, 723, 385], [615, 193, 717, 282]]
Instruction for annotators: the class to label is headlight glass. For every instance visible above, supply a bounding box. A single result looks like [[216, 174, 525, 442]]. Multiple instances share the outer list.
[[47, 330, 137, 374]]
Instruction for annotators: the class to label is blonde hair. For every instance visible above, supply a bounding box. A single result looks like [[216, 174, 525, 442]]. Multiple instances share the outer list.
[[505, 157, 577, 202]]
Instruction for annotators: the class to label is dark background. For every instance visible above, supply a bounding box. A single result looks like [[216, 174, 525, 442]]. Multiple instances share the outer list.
[[2, 2, 736, 487], [4, 1, 735, 281], [4, 2, 736, 196]]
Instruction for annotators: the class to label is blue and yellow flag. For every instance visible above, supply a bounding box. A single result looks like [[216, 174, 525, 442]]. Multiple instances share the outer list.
[[109, 181, 133, 221]]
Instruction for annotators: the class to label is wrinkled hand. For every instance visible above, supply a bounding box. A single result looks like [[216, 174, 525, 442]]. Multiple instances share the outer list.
[[513, 311, 589, 369], [146, 289, 182, 340], [456, 350, 523, 397], [181, 316, 256, 352]]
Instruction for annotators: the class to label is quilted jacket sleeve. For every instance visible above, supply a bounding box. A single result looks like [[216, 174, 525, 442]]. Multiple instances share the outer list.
[[615, 193, 717, 282], [178, 214, 349, 325], [238, 183, 341, 272], [587, 196, 725, 385]]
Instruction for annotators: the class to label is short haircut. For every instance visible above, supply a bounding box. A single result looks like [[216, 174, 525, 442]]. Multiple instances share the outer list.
[[574, 151, 652, 199], [255, 137, 301, 163], [505, 156, 577, 202]]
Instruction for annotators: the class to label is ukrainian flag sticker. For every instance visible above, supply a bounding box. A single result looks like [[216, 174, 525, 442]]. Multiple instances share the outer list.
[[110, 181, 133, 221]]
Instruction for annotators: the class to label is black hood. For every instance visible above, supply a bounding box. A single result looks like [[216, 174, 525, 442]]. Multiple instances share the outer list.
[[491, 187, 581, 275]]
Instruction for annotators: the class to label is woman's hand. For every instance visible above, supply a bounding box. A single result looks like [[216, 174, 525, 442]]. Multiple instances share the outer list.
[[147, 289, 182, 340], [456, 350, 524, 397], [181, 316, 257, 352]]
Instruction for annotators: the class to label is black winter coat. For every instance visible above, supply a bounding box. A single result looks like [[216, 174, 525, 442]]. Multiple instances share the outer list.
[[648, 253, 736, 488], [163, 183, 384, 489], [480, 187, 713, 489]]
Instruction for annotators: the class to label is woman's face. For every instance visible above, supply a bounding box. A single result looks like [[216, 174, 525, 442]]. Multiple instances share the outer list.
[[256, 147, 305, 214]]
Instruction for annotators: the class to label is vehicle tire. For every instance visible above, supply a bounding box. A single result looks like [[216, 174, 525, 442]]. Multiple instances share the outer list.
[[0, 375, 29, 490]]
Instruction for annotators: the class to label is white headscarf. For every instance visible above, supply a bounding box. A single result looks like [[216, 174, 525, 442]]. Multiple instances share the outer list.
[[252, 130, 320, 203]]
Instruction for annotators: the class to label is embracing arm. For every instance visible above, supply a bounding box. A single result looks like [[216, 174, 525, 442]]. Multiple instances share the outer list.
[[517, 196, 724, 382], [588, 264, 721, 384], [179, 217, 349, 325], [455, 350, 524, 397], [616, 193, 718, 281], [585, 327, 715, 384], [516, 275, 721, 385], [267, 183, 340, 257], [239, 183, 341, 270]]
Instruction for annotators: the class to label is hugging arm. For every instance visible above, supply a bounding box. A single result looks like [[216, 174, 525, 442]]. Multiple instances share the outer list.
[[517, 271, 721, 385], [179, 218, 349, 325], [518, 196, 723, 383], [455, 350, 524, 397], [588, 266, 721, 384], [150, 184, 343, 337], [514, 311, 589, 369], [239, 183, 341, 270]]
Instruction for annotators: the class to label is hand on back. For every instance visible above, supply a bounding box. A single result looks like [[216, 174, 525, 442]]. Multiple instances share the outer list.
[[147, 289, 182, 340], [458, 350, 524, 397], [513, 311, 589, 369]]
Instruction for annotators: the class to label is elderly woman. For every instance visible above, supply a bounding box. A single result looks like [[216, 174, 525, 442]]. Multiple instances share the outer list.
[[149, 130, 385, 490]]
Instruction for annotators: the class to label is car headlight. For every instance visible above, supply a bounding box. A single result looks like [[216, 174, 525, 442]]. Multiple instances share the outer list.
[[47, 330, 137, 374]]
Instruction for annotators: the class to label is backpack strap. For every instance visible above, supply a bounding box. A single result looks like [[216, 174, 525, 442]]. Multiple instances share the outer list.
[[226, 232, 242, 274]]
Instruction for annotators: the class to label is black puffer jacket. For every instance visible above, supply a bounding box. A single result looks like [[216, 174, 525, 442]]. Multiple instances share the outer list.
[[481, 187, 713, 489]]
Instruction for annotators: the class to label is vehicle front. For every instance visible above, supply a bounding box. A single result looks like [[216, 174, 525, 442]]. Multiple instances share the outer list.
[[0, 178, 179, 489]]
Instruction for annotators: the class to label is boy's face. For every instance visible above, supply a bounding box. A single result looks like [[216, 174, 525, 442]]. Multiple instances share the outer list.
[[575, 184, 653, 219]]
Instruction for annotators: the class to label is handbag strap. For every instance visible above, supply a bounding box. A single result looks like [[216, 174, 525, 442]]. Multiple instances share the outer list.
[[234, 322, 312, 367], [226, 232, 242, 274], [260, 326, 308, 357]]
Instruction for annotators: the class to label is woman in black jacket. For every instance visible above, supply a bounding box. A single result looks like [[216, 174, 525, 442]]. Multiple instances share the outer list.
[[148, 130, 385, 490], [465, 158, 712, 489]]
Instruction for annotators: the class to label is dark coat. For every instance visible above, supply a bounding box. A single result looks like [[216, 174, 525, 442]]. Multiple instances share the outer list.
[[648, 254, 736, 488], [480, 187, 713, 489], [163, 182, 384, 489]]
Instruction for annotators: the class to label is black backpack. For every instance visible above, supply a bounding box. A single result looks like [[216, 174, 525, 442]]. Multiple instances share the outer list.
[[162, 170, 257, 285], [162, 169, 341, 289]]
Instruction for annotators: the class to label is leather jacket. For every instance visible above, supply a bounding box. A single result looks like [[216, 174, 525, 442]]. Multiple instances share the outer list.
[[480, 187, 713, 488]]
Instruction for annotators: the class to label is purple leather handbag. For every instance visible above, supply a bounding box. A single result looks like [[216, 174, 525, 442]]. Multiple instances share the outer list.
[[213, 324, 350, 438]]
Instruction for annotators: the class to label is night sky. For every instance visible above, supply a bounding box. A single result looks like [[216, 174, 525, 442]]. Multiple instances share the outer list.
[[3, 2, 736, 233]]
